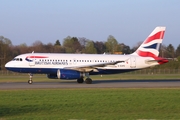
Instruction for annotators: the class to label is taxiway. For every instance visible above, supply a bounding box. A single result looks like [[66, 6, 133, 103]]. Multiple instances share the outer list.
[[0, 79, 180, 89]]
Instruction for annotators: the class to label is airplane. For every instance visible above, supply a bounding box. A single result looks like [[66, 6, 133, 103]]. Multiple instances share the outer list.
[[5, 26, 168, 84]]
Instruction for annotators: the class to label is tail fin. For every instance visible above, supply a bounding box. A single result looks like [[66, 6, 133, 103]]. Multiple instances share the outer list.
[[132, 26, 166, 58]]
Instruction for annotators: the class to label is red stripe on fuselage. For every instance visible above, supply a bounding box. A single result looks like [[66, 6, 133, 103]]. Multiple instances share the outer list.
[[27, 56, 48, 58], [144, 31, 165, 44]]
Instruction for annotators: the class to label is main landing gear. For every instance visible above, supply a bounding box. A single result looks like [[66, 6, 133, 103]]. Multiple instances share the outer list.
[[76, 77, 92, 84], [76, 73, 92, 84], [85, 78, 92, 84], [77, 77, 84, 83], [28, 73, 33, 84]]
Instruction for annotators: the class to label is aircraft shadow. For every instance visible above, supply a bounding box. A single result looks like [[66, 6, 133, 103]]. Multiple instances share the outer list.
[[92, 79, 180, 84]]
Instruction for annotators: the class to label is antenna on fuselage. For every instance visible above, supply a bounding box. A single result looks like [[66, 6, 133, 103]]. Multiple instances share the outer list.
[[32, 51, 34, 54]]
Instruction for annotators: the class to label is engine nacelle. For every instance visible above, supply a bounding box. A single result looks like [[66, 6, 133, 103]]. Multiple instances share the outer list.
[[47, 69, 82, 79]]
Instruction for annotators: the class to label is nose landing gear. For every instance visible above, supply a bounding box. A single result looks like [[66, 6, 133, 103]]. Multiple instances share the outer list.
[[28, 73, 33, 84]]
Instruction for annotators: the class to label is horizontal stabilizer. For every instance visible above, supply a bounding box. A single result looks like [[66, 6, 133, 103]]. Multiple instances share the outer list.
[[145, 58, 168, 64]]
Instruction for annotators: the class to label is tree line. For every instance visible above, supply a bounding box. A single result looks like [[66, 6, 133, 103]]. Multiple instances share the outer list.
[[0, 35, 180, 70]]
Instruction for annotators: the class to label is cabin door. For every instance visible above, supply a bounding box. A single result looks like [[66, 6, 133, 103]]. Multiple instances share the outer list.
[[130, 57, 136, 68], [29, 57, 35, 66]]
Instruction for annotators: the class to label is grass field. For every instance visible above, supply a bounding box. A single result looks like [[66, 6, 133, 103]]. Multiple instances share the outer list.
[[0, 88, 180, 119], [0, 74, 180, 119]]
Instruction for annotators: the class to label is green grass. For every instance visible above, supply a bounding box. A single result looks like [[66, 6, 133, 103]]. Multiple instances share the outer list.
[[1, 88, 180, 119]]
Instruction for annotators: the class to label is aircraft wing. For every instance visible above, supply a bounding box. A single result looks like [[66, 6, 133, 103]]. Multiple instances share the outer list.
[[64, 61, 124, 72]]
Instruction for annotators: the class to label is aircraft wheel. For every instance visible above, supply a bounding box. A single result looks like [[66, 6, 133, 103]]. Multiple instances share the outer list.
[[28, 80, 33, 84], [85, 78, 92, 84], [77, 78, 84, 83]]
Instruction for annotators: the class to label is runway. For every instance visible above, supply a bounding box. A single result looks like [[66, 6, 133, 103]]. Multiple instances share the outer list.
[[1, 79, 180, 89]]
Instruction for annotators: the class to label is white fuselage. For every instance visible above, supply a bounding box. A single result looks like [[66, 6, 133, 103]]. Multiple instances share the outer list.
[[5, 53, 158, 75]]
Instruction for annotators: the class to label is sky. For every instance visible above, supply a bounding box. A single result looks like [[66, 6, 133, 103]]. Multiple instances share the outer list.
[[0, 0, 180, 48]]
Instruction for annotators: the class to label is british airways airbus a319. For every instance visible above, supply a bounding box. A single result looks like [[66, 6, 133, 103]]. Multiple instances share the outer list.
[[5, 27, 168, 84]]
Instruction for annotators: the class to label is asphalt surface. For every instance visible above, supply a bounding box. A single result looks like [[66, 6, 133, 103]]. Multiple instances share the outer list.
[[0, 79, 180, 89]]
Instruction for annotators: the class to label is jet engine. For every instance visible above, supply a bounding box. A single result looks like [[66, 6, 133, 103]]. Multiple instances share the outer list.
[[47, 69, 82, 79]]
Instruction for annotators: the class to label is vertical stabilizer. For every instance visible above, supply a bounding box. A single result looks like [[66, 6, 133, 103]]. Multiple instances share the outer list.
[[132, 27, 166, 58]]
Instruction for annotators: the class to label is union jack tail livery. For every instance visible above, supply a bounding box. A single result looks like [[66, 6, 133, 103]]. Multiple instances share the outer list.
[[132, 26, 166, 58]]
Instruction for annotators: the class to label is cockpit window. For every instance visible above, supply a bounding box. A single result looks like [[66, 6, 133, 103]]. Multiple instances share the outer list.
[[13, 58, 23, 61]]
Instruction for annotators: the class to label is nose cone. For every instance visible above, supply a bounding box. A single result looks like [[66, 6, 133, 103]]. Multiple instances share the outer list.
[[5, 62, 9, 68], [5, 61, 13, 70]]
